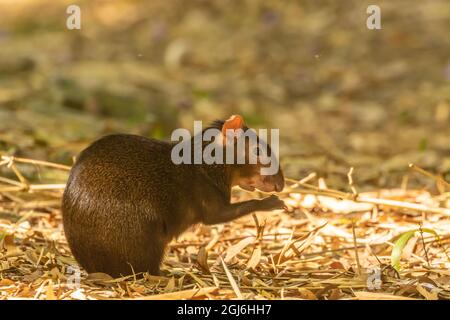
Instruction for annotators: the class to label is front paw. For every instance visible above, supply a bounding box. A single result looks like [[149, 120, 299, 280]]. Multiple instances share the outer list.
[[258, 195, 287, 211]]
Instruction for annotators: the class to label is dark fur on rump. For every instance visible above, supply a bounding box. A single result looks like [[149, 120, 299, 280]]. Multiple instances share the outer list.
[[62, 118, 284, 277]]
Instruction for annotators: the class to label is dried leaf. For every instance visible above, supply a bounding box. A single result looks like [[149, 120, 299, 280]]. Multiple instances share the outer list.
[[354, 291, 418, 300], [224, 237, 254, 263], [46, 281, 56, 300], [164, 277, 176, 293], [196, 246, 210, 274], [416, 284, 439, 300], [246, 246, 261, 270], [298, 288, 318, 300], [0, 278, 14, 286], [221, 257, 243, 299], [135, 287, 217, 300]]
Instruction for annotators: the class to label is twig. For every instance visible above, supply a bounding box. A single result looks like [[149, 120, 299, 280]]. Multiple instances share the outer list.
[[356, 196, 450, 215], [0, 155, 71, 171], [0, 184, 65, 193], [285, 180, 450, 215], [347, 167, 358, 198], [409, 163, 450, 189], [418, 225, 431, 268], [352, 221, 362, 276], [285, 173, 317, 189]]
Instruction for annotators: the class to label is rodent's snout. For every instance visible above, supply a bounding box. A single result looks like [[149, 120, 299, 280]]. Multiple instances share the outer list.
[[260, 170, 284, 192], [235, 166, 285, 193], [238, 172, 284, 193]]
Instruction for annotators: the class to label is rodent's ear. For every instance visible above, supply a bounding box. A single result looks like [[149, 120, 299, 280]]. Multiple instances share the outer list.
[[222, 115, 245, 137]]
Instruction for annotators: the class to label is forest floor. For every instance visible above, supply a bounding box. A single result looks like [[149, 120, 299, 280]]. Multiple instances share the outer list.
[[1, 0, 450, 299], [0, 156, 449, 300]]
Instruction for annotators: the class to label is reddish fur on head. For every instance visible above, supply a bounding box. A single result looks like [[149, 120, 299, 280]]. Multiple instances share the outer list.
[[220, 114, 284, 193], [221, 115, 245, 145]]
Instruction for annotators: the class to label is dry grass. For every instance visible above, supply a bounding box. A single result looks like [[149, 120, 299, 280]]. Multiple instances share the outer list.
[[1, 155, 450, 300]]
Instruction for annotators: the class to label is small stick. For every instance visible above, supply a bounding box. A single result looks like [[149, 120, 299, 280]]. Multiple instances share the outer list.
[[418, 224, 431, 268], [9, 163, 29, 188], [0, 186, 23, 193], [29, 184, 66, 190], [409, 163, 450, 189], [0, 176, 23, 186], [286, 185, 450, 215], [0, 184, 66, 193], [352, 221, 362, 277], [357, 196, 450, 215], [285, 178, 348, 198], [401, 174, 409, 191], [347, 167, 358, 198], [366, 243, 383, 266], [285, 173, 317, 189], [0, 155, 71, 171]]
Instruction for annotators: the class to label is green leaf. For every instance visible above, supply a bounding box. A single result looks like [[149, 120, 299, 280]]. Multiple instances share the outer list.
[[391, 228, 439, 271]]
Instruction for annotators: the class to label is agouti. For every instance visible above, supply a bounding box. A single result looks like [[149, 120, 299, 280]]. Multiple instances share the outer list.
[[62, 115, 285, 277]]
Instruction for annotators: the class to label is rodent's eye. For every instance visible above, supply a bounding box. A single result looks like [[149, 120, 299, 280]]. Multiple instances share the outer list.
[[253, 147, 261, 156]]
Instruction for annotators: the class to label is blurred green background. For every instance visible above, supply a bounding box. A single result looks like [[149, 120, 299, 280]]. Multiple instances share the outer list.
[[0, 0, 449, 189]]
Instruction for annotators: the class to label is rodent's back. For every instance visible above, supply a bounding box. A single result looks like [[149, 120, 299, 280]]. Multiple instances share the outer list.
[[62, 134, 182, 276], [67, 134, 174, 205]]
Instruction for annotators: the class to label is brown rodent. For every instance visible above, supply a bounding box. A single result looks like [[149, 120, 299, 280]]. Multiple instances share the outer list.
[[62, 115, 285, 277]]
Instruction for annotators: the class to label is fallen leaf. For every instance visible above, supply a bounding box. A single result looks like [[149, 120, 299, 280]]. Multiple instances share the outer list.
[[133, 287, 218, 300], [298, 288, 317, 300], [246, 246, 261, 270], [224, 237, 254, 263], [196, 246, 210, 273], [354, 291, 418, 300]]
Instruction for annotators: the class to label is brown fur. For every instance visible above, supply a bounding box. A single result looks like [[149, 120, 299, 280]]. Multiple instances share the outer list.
[[62, 118, 284, 277]]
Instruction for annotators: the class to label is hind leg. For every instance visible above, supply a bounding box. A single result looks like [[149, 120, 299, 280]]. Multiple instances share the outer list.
[[127, 240, 166, 276]]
